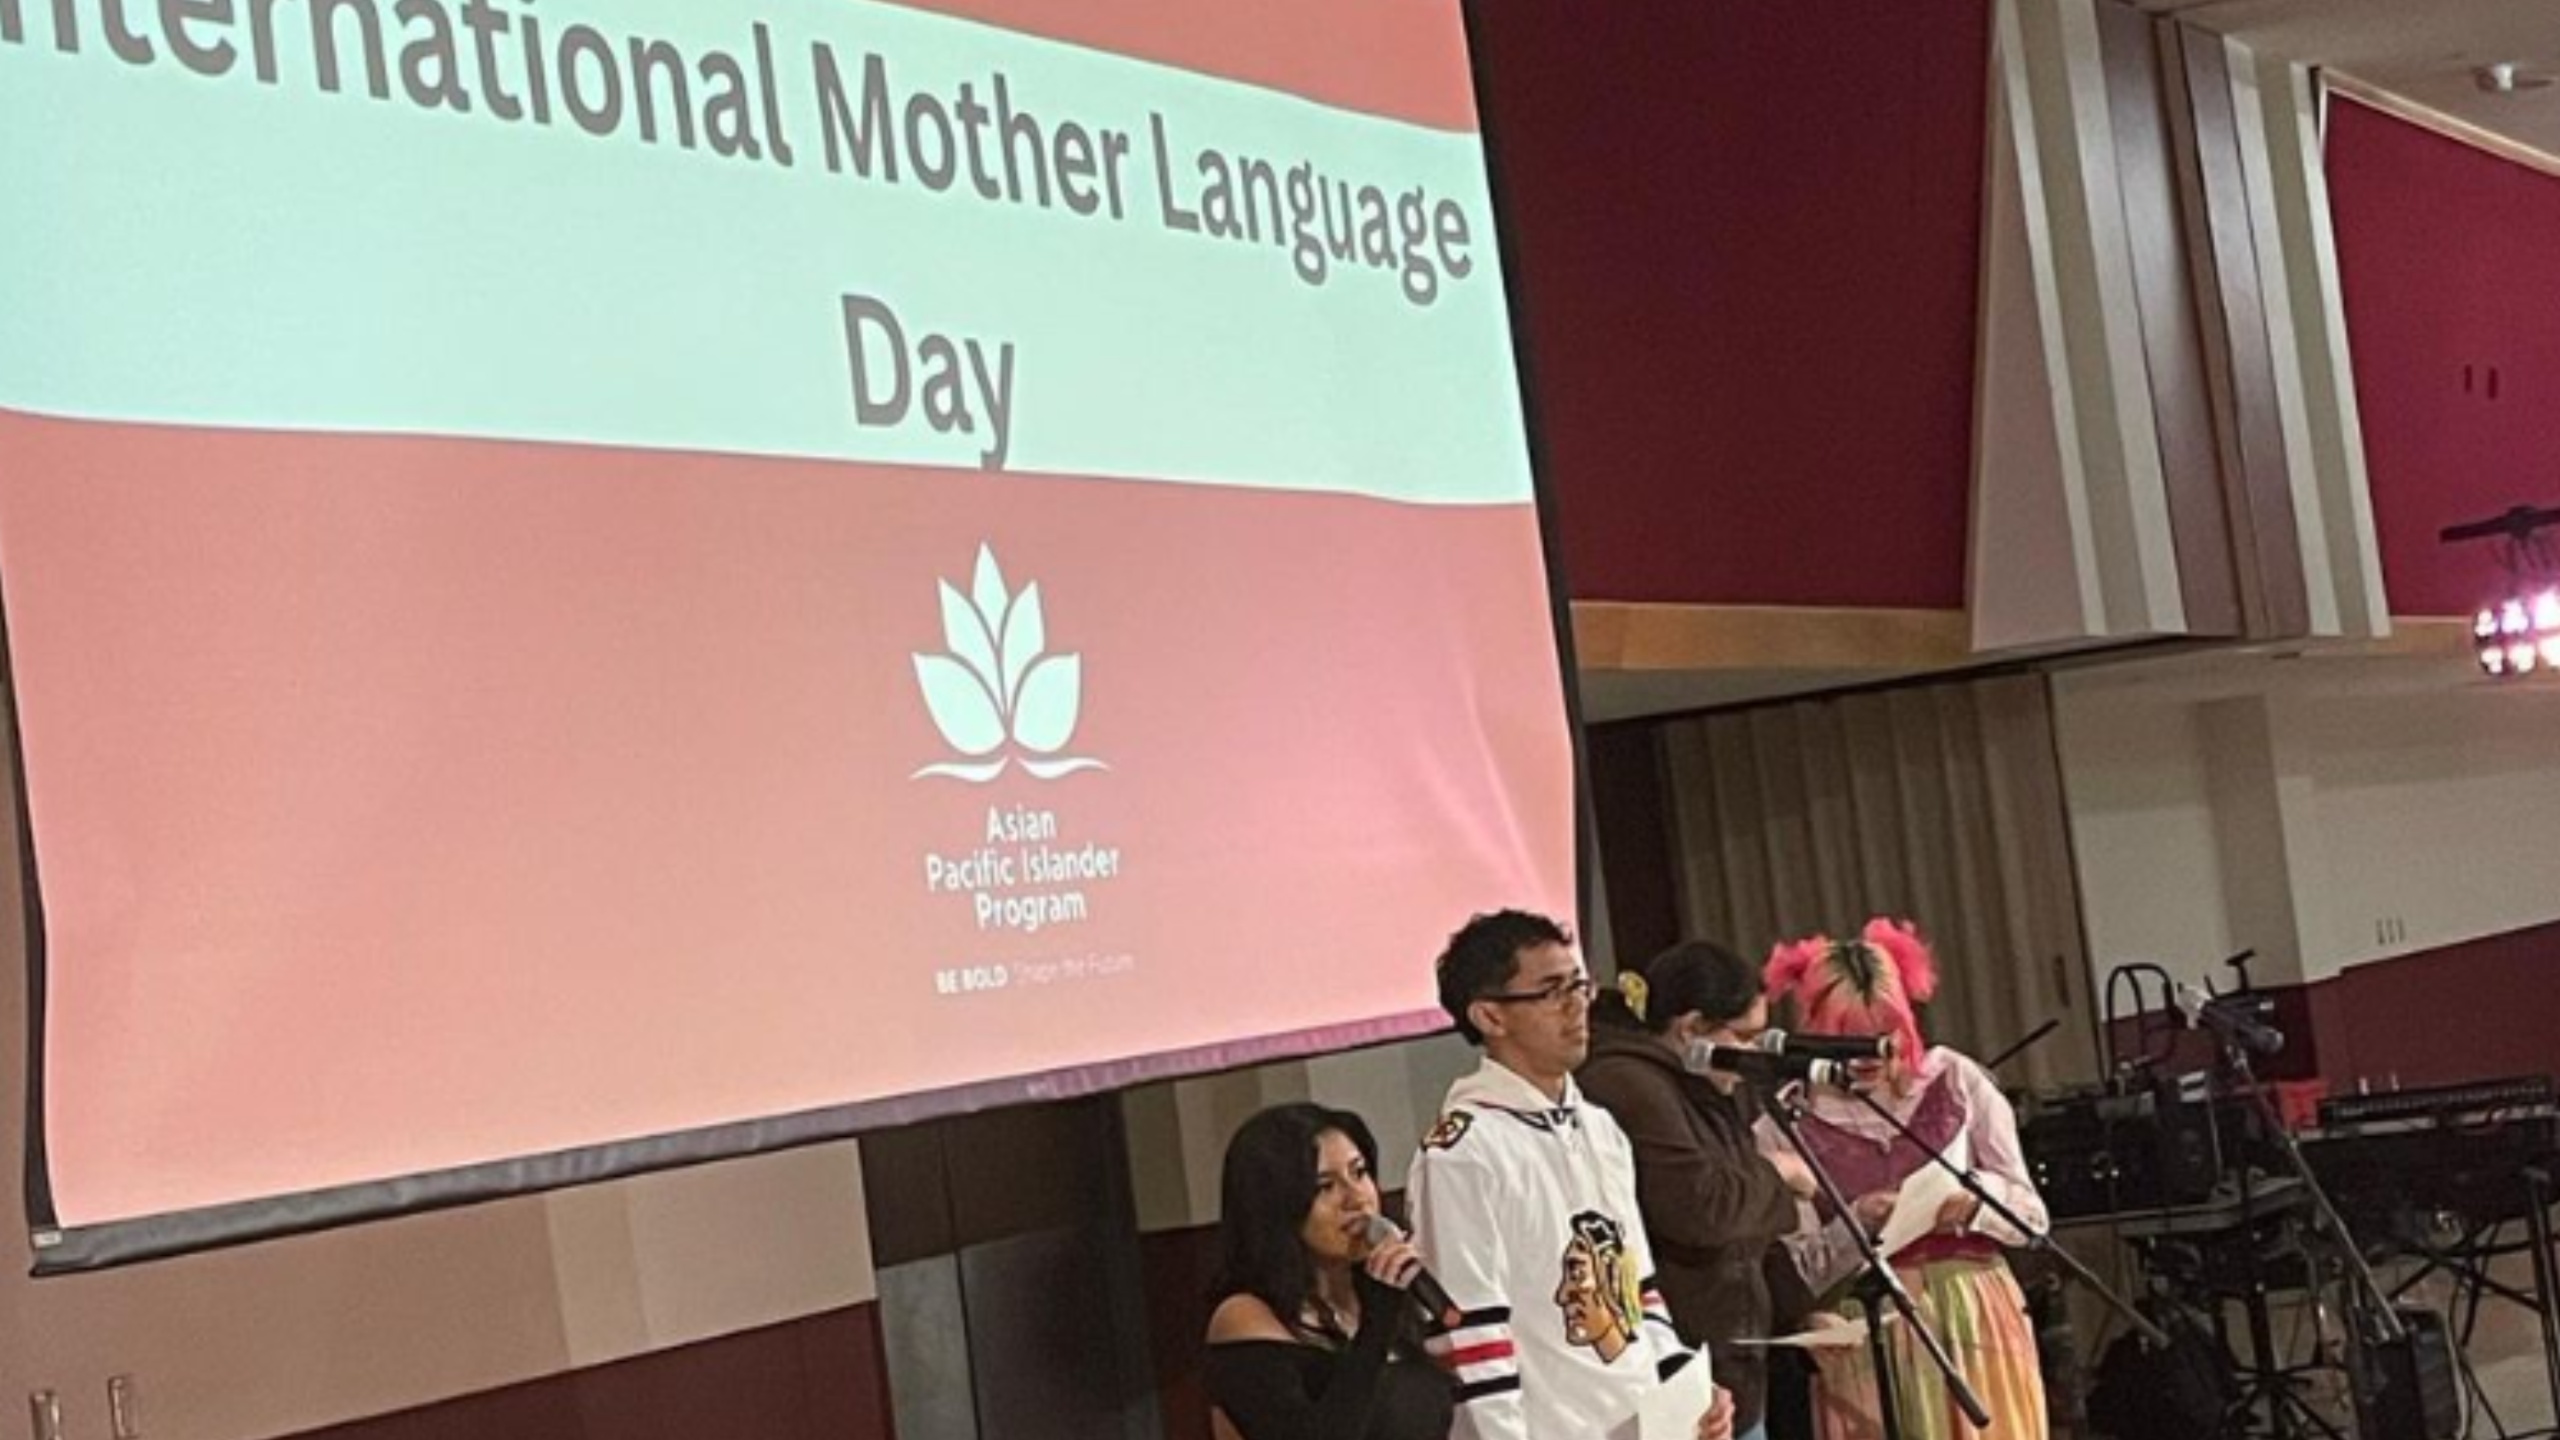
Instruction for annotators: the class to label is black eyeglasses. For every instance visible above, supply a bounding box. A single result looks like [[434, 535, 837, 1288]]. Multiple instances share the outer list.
[[1480, 973, 1597, 1008]]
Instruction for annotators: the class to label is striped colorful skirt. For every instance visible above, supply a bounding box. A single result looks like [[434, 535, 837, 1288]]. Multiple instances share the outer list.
[[1810, 1254, 2049, 1440]]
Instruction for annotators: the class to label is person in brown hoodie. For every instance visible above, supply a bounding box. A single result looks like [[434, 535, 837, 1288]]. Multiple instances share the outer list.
[[1578, 940, 1821, 1440]]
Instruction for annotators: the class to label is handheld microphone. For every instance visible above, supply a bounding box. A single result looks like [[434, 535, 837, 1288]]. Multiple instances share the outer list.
[[2172, 982, 2284, 1056], [1755, 1029, 1898, 1063], [1359, 1215, 1459, 1326], [1695, 1043, 1854, 1089]]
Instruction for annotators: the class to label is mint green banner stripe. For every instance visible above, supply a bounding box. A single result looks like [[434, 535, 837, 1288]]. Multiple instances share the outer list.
[[0, 0, 1532, 504]]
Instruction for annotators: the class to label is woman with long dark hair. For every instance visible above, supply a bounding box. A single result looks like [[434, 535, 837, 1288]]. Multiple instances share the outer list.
[[1577, 940, 1820, 1440], [1205, 1103, 1454, 1440]]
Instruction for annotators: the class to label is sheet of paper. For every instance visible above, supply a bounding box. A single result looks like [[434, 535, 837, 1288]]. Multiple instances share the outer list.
[[1730, 1318, 1874, 1351], [1609, 1348, 1717, 1440], [1874, 1134, 1971, 1260]]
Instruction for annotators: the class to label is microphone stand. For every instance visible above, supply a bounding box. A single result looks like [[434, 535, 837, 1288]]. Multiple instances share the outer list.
[[2181, 998, 2404, 1345], [1981, 1016, 2059, 1075], [1845, 1086, 2170, 1349], [2216, 1038, 2410, 1440], [2216, 1043, 2404, 1344], [1761, 1082, 1992, 1439]]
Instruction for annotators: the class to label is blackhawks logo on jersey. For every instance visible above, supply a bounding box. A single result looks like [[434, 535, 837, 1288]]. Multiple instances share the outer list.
[[1555, 1211, 1641, 1364], [1422, 1110, 1475, 1152]]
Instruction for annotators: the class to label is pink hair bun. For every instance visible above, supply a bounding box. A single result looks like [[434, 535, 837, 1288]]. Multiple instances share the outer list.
[[1861, 917, 1940, 1004]]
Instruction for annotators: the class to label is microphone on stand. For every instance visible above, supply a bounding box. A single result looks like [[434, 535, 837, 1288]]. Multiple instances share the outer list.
[[1359, 1215, 1459, 1327], [1755, 1029, 1898, 1063], [2172, 982, 2284, 1056], [1694, 1043, 1856, 1090]]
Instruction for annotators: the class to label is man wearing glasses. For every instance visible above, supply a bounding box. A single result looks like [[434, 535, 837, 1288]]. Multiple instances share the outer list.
[[1409, 910, 1737, 1440]]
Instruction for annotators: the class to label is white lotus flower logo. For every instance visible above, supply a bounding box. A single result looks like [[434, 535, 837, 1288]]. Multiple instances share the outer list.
[[911, 545, 1106, 782]]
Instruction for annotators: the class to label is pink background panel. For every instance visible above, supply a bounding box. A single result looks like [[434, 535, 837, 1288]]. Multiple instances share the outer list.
[[0, 409, 1575, 1226], [876, 0, 1482, 132]]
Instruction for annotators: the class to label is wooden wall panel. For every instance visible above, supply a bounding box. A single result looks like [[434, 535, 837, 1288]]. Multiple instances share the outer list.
[[2100, 2, 2242, 634], [2169, 26, 2312, 636]]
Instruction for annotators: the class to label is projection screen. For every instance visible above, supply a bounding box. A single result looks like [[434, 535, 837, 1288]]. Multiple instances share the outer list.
[[3, 0, 1576, 1272]]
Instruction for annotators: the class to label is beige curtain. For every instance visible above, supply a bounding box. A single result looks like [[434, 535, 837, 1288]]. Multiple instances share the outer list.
[[1654, 673, 2096, 1092]]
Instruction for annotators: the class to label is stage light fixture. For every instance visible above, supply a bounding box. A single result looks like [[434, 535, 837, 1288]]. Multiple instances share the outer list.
[[2442, 507, 2560, 681]]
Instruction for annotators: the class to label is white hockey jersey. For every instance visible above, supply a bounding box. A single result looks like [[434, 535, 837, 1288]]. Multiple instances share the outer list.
[[1408, 1058, 1699, 1440]]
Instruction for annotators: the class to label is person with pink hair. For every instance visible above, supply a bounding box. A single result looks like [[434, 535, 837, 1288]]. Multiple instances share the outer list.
[[1755, 919, 2049, 1440]]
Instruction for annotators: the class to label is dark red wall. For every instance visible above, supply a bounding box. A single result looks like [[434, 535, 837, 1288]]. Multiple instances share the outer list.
[[1142, 1225, 1224, 1440], [2099, 921, 2560, 1099], [2315, 919, 2560, 1092], [1472, 0, 1990, 608], [2328, 100, 2560, 617], [284, 1307, 896, 1440]]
